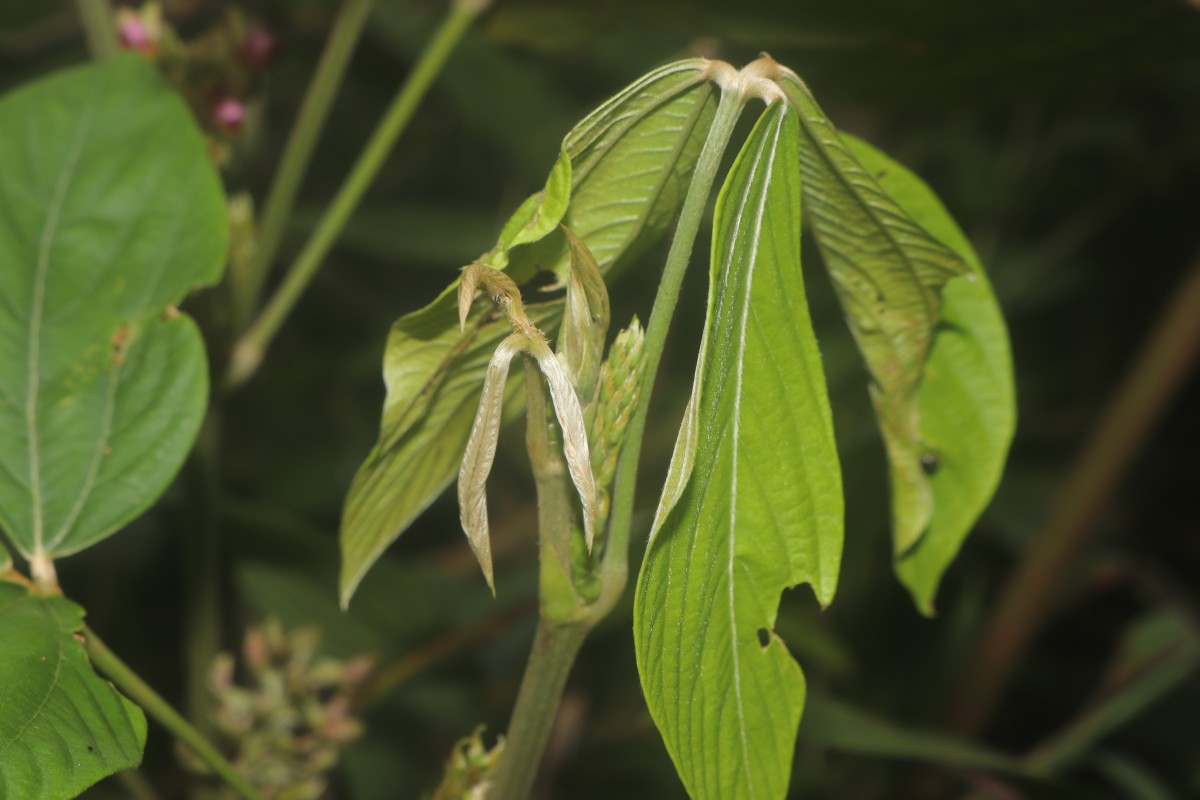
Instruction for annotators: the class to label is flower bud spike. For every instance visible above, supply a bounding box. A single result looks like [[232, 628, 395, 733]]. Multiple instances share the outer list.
[[458, 334, 528, 593]]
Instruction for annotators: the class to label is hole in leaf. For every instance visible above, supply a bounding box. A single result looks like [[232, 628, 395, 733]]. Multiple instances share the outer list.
[[757, 628, 771, 648]]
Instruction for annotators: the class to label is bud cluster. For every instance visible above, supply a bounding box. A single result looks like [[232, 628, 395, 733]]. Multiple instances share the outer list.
[[179, 618, 373, 799]]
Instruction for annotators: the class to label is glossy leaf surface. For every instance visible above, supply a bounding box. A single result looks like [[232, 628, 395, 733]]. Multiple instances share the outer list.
[[778, 71, 968, 556], [635, 103, 842, 799], [340, 60, 716, 605], [0, 55, 227, 559], [841, 136, 1016, 612], [0, 579, 146, 798]]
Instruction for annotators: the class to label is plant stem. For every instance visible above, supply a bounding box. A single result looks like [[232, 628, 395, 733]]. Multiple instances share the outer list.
[[488, 620, 589, 800], [598, 86, 743, 611], [949, 254, 1200, 735], [83, 626, 268, 800], [183, 414, 223, 736], [227, 0, 486, 388], [76, 0, 119, 60], [232, 0, 376, 330]]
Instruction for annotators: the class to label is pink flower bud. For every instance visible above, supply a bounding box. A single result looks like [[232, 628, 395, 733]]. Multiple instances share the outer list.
[[211, 97, 246, 133], [118, 14, 151, 51]]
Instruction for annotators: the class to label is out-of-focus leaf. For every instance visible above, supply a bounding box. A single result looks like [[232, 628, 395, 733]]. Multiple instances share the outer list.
[[0, 579, 147, 797], [0, 55, 227, 560], [840, 135, 1016, 612], [635, 102, 842, 799], [340, 60, 716, 606], [799, 694, 1026, 775], [777, 69, 968, 557], [1090, 751, 1176, 800], [1027, 612, 1200, 773]]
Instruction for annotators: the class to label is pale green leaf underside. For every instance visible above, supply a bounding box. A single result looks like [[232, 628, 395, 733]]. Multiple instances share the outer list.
[[635, 102, 842, 800], [0, 579, 147, 798], [841, 135, 1015, 614], [0, 55, 227, 559], [778, 71, 968, 556], [339, 60, 716, 605]]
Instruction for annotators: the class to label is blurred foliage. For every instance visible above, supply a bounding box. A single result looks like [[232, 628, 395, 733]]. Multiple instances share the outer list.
[[3, 0, 1199, 797]]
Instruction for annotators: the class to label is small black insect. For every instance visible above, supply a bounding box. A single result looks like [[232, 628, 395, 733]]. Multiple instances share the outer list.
[[920, 451, 940, 476]]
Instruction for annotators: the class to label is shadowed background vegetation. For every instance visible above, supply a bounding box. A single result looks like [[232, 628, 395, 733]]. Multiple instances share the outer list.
[[3, 0, 1199, 797]]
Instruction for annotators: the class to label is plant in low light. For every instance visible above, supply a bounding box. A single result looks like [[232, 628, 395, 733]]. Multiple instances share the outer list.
[[341, 54, 1015, 799]]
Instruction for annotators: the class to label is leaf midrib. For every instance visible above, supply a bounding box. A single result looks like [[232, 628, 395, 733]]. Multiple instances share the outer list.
[[723, 106, 784, 799], [26, 80, 102, 558]]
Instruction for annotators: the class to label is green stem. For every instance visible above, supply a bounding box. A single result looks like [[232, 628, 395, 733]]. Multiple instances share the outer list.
[[949, 254, 1200, 735], [183, 414, 222, 736], [232, 0, 376, 329], [597, 87, 744, 613], [227, 0, 486, 388], [488, 620, 589, 800], [114, 768, 159, 800], [83, 627, 268, 800], [76, 0, 119, 60]]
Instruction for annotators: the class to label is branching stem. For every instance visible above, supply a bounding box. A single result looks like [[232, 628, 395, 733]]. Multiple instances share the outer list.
[[227, 0, 485, 388]]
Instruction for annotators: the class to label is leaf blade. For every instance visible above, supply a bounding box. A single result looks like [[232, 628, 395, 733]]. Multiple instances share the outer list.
[[0, 579, 147, 798], [840, 135, 1016, 612], [0, 55, 228, 558], [778, 71, 968, 556], [635, 102, 843, 799]]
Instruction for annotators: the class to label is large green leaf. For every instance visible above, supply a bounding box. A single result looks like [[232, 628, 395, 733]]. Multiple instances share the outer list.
[[777, 70, 969, 556], [635, 102, 842, 799], [0, 55, 227, 560], [841, 135, 1016, 612], [339, 60, 716, 605], [0, 579, 147, 798]]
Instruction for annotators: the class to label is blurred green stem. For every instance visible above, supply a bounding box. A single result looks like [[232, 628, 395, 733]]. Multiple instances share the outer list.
[[232, 0, 376, 330], [489, 87, 743, 800], [83, 627, 267, 800], [184, 414, 223, 740], [950, 254, 1200, 735], [76, 0, 119, 60], [114, 769, 159, 800], [227, 0, 487, 388]]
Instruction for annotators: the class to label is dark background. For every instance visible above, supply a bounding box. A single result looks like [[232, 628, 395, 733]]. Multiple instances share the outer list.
[[3, 0, 1199, 797]]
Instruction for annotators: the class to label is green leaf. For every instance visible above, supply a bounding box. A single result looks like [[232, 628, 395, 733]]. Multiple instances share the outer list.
[[0, 55, 228, 560], [339, 60, 716, 606], [0, 579, 147, 798], [778, 71, 969, 556], [634, 102, 842, 799], [840, 135, 1016, 612]]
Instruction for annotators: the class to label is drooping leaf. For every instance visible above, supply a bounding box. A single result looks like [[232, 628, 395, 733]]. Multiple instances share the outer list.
[[0, 55, 228, 560], [840, 135, 1016, 612], [457, 334, 526, 593], [339, 60, 717, 605], [0, 579, 147, 797], [777, 69, 969, 556], [635, 102, 842, 799]]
